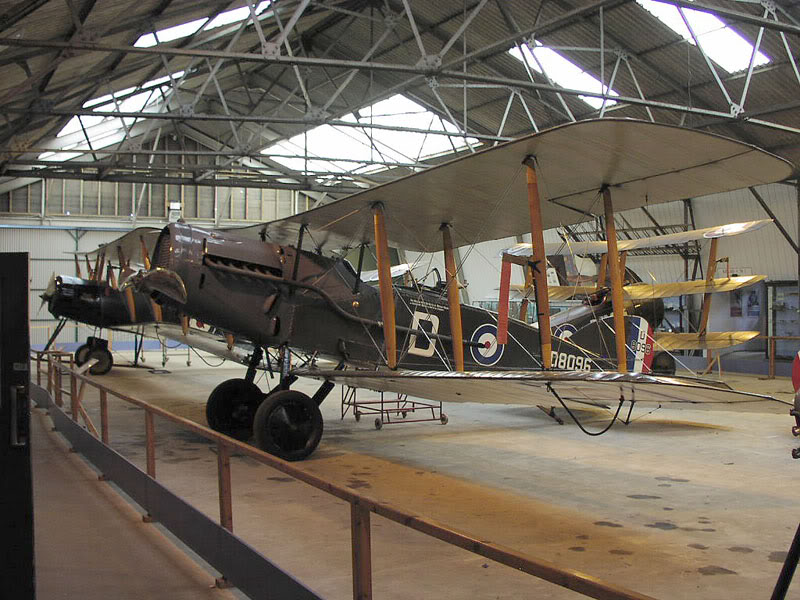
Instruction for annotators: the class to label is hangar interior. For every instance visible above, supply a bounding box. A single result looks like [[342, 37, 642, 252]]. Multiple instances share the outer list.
[[2, 1, 800, 599]]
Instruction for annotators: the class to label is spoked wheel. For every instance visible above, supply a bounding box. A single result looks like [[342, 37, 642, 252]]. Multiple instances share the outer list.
[[74, 343, 90, 366], [206, 378, 263, 440], [86, 347, 113, 375], [254, 390, 323, 461], [651, 351, 676, 376]]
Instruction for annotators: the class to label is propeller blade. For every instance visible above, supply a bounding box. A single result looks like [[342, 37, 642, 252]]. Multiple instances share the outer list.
[[38, 272, 57, 314], [181, 315, 189, 336], [225, 333, 235, 351], [74, 255, 82, 278]]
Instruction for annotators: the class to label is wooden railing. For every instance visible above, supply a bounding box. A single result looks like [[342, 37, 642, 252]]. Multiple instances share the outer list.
[[33, 350, 659, 600]]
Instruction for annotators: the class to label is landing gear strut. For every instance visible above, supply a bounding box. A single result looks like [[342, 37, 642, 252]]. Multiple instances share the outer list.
[[206, 345, 334, 460]]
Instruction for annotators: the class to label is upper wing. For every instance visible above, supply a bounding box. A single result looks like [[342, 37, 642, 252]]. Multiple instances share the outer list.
[[226, 119, 793, 253], [295, 368, 788, 407], [79, 226, 162, 265], [505, 219, 773, 256], [653, 331, 761, 351]]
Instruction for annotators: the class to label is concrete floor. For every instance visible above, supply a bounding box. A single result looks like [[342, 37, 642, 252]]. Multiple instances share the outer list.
[[34, 350, 800, 599]]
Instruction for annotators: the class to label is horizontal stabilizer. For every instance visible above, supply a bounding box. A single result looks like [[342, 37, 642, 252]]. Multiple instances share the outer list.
[[654, 331, 760, 351]]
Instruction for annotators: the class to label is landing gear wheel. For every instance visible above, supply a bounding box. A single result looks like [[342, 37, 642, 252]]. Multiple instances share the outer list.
[[374, 418, 382, 430], [440, 413, 449, 425], [254, 390, 323, 461], [651, 351, 676, 376], [206, 379, 263, 440], [86, 347, 113, 375], [74, 343, 90, 366]]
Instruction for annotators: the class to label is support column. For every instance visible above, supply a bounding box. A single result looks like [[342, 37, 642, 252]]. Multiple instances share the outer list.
[[372, 203, 397, 369], [698, 237, 719, 336], [602, 187, 628, 373], [441, 224, 464, 371], [524, 158, 552, 369]]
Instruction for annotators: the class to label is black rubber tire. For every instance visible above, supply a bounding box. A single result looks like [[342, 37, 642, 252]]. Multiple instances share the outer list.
[[87, 347, 113, 375], [254, 390, 323, 461], [206, 378, 263, 440], [651, 351, 676, 376], [74, 343, 90, 366]]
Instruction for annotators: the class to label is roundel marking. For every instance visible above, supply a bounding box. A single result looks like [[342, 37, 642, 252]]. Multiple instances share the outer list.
[[470, 323, 505, 366], [553, 323, 578, 340], [792, 350, 800, 393]]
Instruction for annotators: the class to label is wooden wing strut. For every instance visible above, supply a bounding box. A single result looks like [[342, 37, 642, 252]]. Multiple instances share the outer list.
[[442, 224, 465, 371], [602, 187, 628, 373], [372, 203, 397, 369]]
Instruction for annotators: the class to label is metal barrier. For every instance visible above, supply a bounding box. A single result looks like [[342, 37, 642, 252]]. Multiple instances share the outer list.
[[34, 351, 660, 600]]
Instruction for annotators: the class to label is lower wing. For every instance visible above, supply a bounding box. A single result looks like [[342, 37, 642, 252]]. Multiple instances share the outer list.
[[653, 331, 760, 351], [294, 368, 787, 408]]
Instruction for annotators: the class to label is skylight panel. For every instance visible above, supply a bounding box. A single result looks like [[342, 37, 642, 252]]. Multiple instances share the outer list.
[[135, 17, 207, 48], [262, 95, 477, 180], [636, 0, 770, 73], [509, 44, 618, 110], [134, 2, 271, 47]]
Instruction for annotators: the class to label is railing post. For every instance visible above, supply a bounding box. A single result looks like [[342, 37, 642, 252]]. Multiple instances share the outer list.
[[36, 352, 41, 386], [769, 337, 776, 379], [217, 442, 233, 532], [55, 361, 63, 407], [351, 500, 373, 600], [46, 356, 53, 395], [70, 359, 78, 422], [145, 410, 156, 479], [99, 390, 109, 445]]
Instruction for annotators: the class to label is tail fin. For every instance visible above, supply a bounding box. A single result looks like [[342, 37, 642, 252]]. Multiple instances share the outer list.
[[625, 315, 654, 373]]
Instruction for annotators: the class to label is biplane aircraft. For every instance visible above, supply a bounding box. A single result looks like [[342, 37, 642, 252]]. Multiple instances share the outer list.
[[82, 118, 795, 461], [40, 241, 257, 374], [502, 219, 772, 374]]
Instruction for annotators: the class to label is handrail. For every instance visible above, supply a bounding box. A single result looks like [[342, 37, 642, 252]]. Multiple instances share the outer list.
[[32, 350, 660, 600]]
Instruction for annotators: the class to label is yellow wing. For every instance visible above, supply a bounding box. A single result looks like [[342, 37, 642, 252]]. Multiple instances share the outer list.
[[654, 331, 760, 351], [514, 275, 765, 302], [623, 276, 766, 301]]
